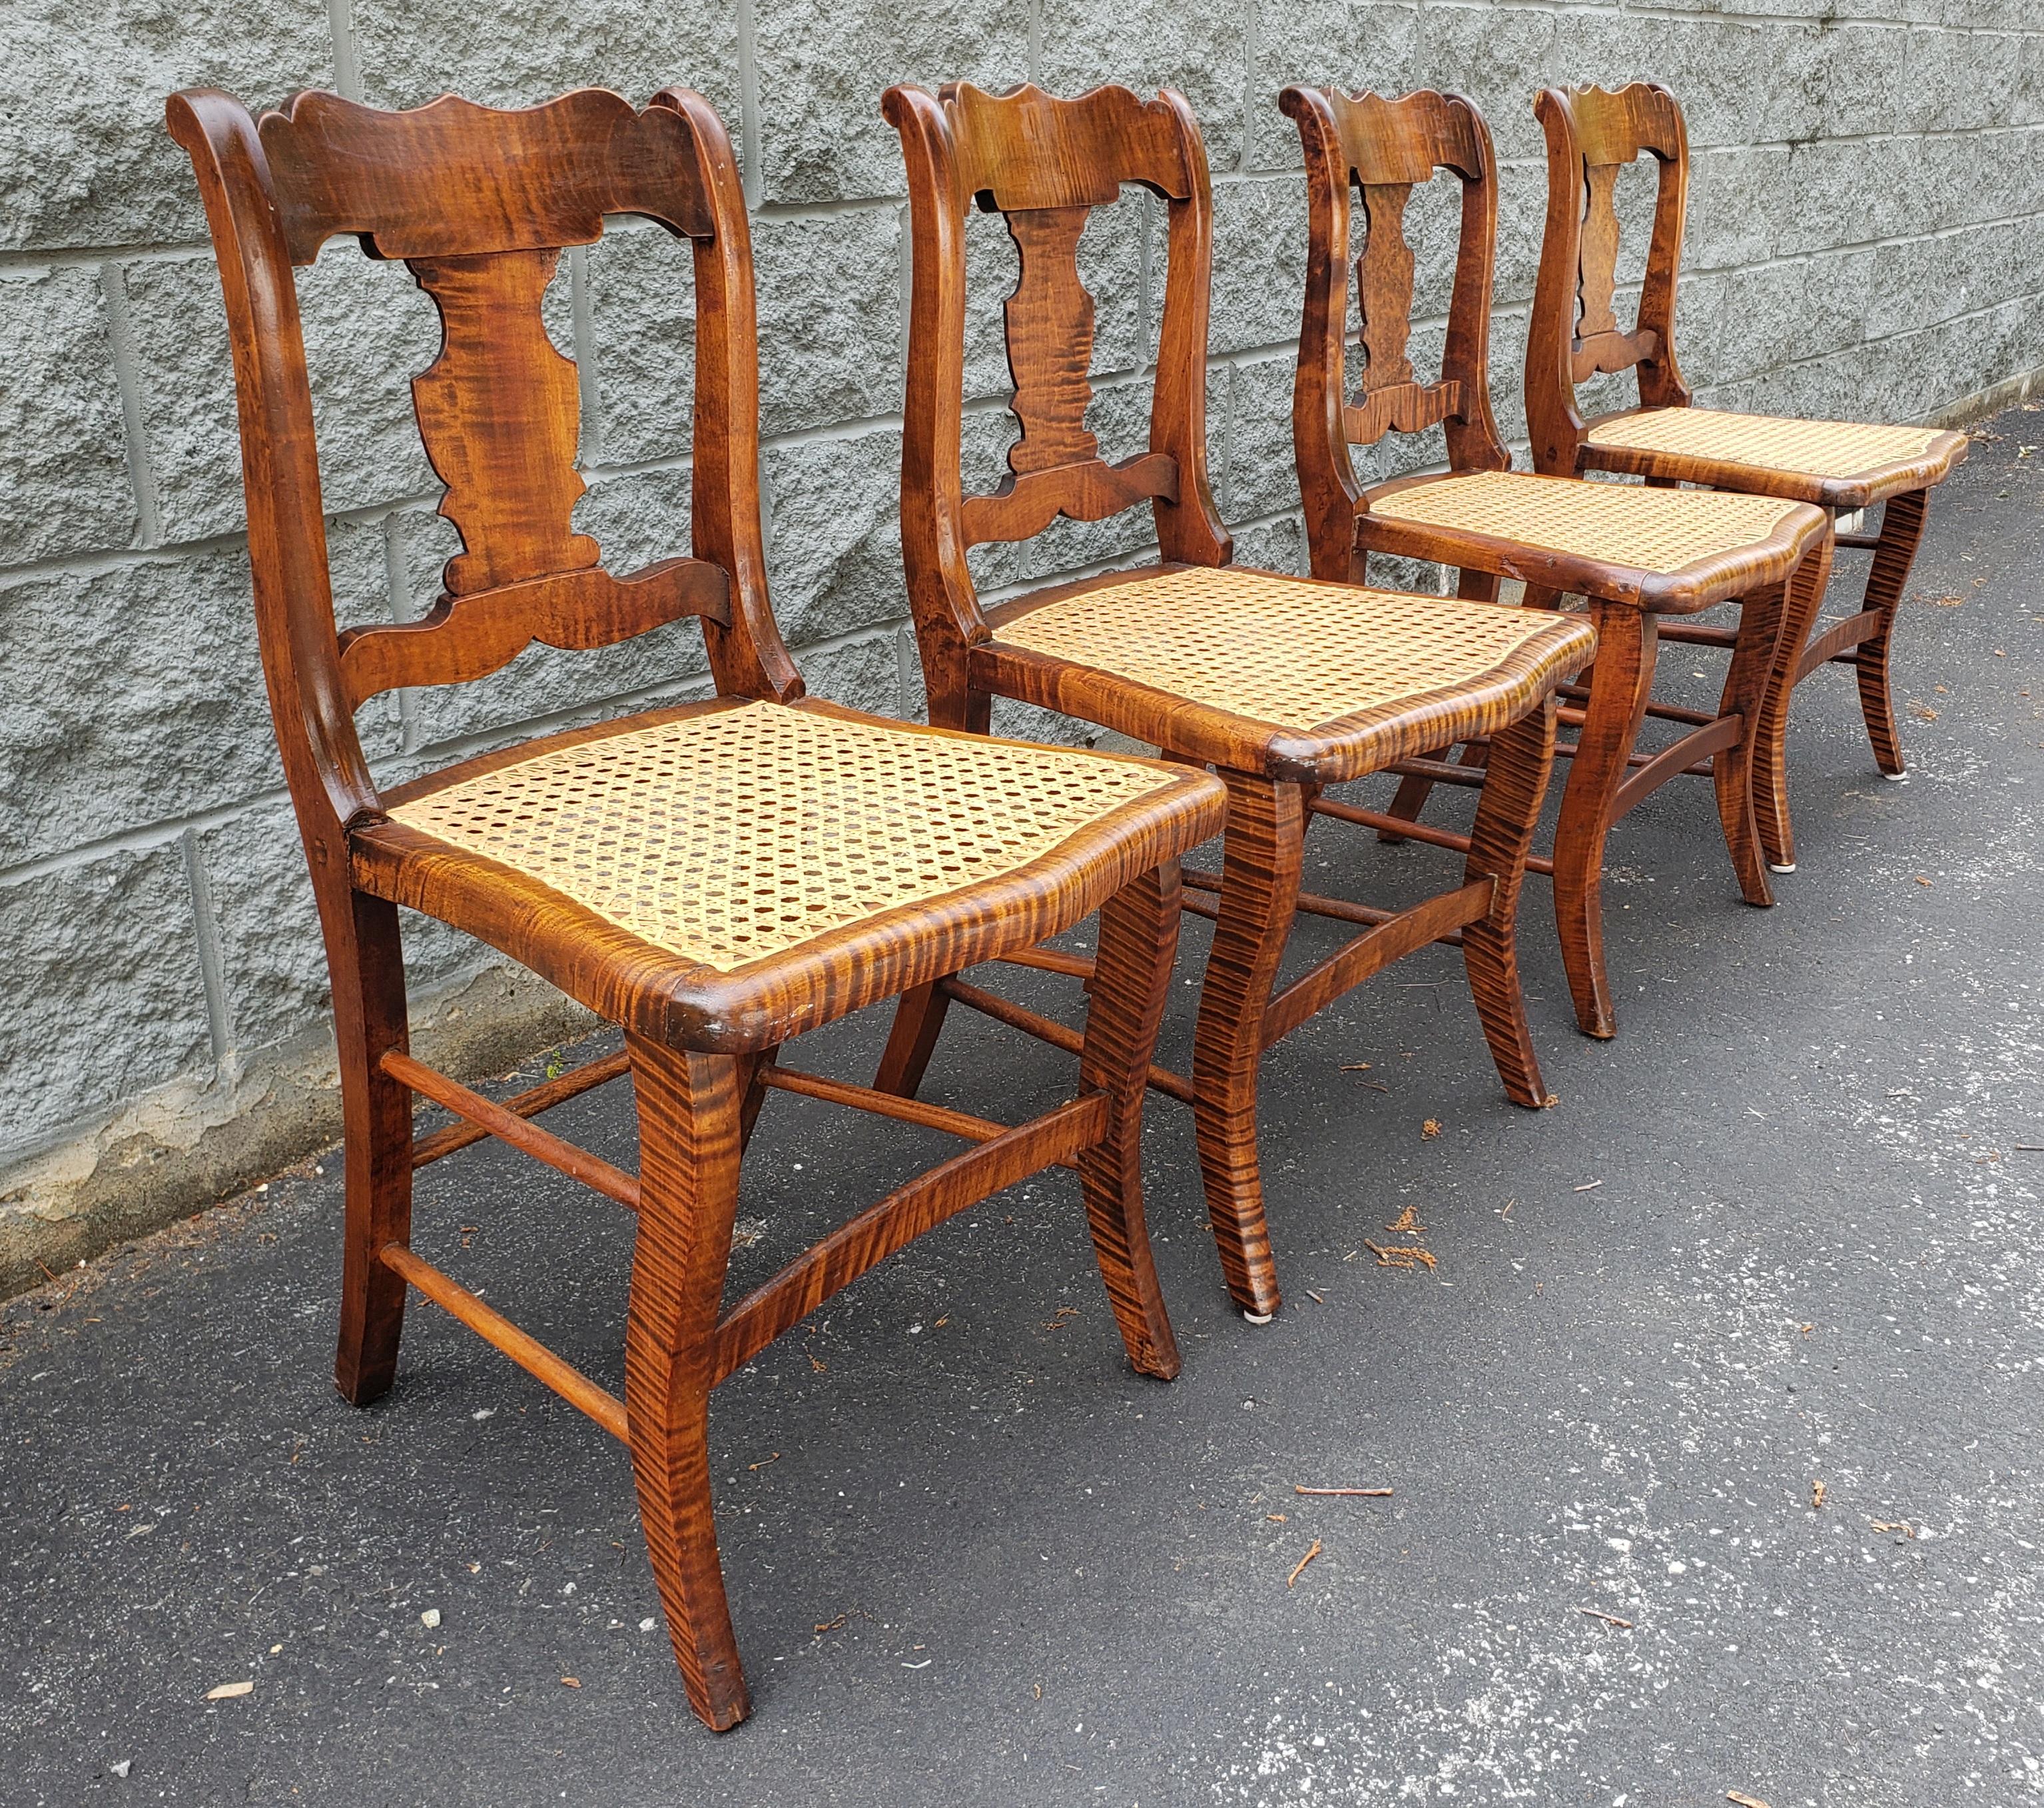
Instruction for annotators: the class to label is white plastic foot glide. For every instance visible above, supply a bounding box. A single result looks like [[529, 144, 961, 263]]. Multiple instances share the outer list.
[[1768, 862, 1798, 874], [1241, 1310, 1275, 1326], [1883, 771, 1909, 782]]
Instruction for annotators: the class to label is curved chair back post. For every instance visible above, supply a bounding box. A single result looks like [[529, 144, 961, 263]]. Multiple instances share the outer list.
[[165, 83, 803, 875], [885, 81, 1231, 724], [1528, 81, 1694, 476], [1282, 86, 1510, 582]]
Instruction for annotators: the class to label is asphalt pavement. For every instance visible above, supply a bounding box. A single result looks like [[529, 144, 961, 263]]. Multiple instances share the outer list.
[[4, 410, 2040, 1807]]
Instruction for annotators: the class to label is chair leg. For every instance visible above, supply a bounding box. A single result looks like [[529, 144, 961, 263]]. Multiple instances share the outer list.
[[737, 1048, 777, 1154], [1715, 580, 1792, 903], [1459, 696, 1558, 1108], [1075, 861, 1186, 1380], [1752, 534, 1834, 872], [1551, 602, 1657, 1039], [1853, 487, 1929, 778], [333, 892, 415, 1408], [873, 980, 952, 1099], [1190, 772, 1305, 1320], [622, 1033, 750, 1732], [1377, 569, 1502, 843]]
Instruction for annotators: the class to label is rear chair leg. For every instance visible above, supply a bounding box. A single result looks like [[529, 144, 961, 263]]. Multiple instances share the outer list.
[[1550, 602, 1657, 1039], [623, 1035, 750, 1732], [333, 892, 415, 1408], [1854, 487, 1929, 779], [874, 981, 952, 1099], [1753, 533, 1834, 873], [1716, 578, 1793, 900], [1075, 861, 1186, 1380], [1190, 773, 1305, 1320], [1377, 569, 1502, 843], [1459, 697, 1559, 1108]]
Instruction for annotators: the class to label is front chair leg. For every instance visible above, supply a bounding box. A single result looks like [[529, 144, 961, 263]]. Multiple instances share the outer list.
[[623, 1034, 750, 1732], [1716, 578, 1793, 899], [1753, 532, 1835, 873], [1851, 486, 1929, 778], [1551, 602, 1657, 1039], [1459, 696, 1559, 1108], [1075, 861, 1186, 1380], [333, 891, 416, 1408], [1190, 772, 1305, 1319]]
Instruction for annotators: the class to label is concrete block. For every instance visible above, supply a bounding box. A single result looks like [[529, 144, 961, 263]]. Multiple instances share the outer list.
[[1420, 6, 1561, 163], [1210, 177, 1309, 356], [125, 248, 442, 544], [754, 0, 1028, 204], [1040, 0, 1250, 171], [189, 799, 328, 1055], [763, 426, 909, 647], [0, 843, 212, 1154], [1247, 2, 1421, 173], [1231, 512, 1307, 578], [0, 268, 136, 566], [0, 550, 276, 870], [0, 0, 332, 252], [574, 460, 697, 578], [1223, 353, 1305, 524], [794, 624, 906, 717], [353, 0, 741, 131], [754, 208, 904, 436], [585, 221, 699, 470]]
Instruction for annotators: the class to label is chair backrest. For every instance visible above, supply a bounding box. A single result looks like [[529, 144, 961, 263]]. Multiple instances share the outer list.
[[884, 81, 1231, 716], [1527, 81, 1694, 476], [1282, 87, 1509, 582], [165, 84, 799, 863]]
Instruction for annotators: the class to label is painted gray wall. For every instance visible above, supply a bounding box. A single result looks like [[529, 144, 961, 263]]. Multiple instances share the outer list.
[[3, 0, 2041, 1291]]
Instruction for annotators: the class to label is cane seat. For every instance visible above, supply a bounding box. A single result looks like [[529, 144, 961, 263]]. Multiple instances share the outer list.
[[354, 697, 1216, 1049], [1361, 469, 1825, 612], [1580, 408, 1969, 511], [978, 564, 1598, 783]]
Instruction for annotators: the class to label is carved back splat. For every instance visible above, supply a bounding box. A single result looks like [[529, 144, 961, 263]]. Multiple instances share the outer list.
[[887, 79, 1229, 624], [1283, 87, 1509, 577], [1000, 206, 1102, 477], [168, 84, 799, 865], [1527, 83, 1694, 476], [409, 248, 593, 596]]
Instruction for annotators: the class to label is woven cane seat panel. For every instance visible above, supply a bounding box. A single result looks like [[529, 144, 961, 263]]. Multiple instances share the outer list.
[[1367, 470, 1803, 572], [386, 704, 1178, 972], [1586, 408, 1949, 480], [994, 568, 1562, 733]]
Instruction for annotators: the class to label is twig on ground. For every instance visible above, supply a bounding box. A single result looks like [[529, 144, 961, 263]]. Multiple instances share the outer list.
[[1294, 1486, 1392, 1498], [1576, 1606, 1634, 1629], [1286, 1540, 1323, 1589]]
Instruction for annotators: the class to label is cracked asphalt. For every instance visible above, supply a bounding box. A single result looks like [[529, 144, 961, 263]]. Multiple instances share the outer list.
[[3, 408, 2040, 1807]]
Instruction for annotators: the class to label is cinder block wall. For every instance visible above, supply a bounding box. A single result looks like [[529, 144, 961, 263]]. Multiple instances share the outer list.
[[3, 0, 2040, 1294]]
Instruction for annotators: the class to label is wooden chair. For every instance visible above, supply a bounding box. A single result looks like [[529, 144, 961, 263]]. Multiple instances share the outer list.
[[1527, 81, 1969, 871], [881, 81, 1597, 1322], [167, 81, 1225, 1733], [1284, 86, 1832, 1040]]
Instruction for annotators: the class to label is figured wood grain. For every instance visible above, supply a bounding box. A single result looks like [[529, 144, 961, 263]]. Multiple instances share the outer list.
[[1287, 81, 1833, 1035], [1529, 83, 1964, 859], [173, 79, 1219, 1736], [887, 78, 1588, 1307]]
